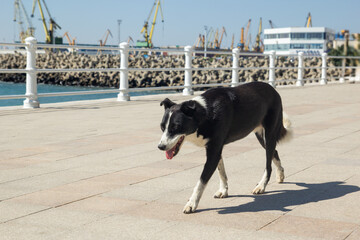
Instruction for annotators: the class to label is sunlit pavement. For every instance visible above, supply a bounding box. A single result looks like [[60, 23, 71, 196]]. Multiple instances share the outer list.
[[1, 83, 360, 239]]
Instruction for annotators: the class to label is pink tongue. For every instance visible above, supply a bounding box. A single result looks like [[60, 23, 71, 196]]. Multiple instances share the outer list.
[[166, 150, 174, 160]]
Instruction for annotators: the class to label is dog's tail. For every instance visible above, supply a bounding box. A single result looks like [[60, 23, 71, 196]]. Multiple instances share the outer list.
[[278, 112, 293, 144]]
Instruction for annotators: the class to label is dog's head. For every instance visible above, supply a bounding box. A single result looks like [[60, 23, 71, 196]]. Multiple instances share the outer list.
[[158, 98, 205, 159]]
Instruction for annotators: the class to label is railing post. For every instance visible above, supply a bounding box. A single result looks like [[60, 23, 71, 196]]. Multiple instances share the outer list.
[[183, 45, 194, 96], [356, 66, 360, 82], [268, 50, 276, 88], [231, 48, 240, 87], [23, 37, 40, 108], [296, 52, 304, 86], [320, 52, 327, 85], [117, 42, 130, 101], [339, 58, 346, 83]]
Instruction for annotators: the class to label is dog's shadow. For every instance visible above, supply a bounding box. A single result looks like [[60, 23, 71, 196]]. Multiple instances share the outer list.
[[200, 181, 360, 214]]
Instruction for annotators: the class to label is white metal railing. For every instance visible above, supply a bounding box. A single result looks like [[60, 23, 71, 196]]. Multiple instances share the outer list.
[[1, 37, 360, 108]]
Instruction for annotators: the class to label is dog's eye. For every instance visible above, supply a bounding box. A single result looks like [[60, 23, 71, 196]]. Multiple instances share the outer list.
[[160, 124, 165, 132]]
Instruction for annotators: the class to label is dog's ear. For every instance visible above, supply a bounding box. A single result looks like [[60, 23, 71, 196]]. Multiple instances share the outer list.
[[180, 100, 196, 116], [160, 98, 175, 109]]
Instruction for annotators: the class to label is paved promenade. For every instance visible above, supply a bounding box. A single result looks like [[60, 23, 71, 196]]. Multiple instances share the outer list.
[[1, 83, 360, 239]]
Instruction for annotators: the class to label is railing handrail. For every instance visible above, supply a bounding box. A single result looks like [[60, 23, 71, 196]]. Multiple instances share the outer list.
[[2, 40, 359, 58], [1, 37, 360, 108]]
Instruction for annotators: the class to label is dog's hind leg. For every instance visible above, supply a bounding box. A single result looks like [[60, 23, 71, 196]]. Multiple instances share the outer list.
[[255, 132, 285, 183], [273, 151, 284, 183], [252, 128, 277, 194], [183, 143, 223, 214], [214, 156, 228, 198]]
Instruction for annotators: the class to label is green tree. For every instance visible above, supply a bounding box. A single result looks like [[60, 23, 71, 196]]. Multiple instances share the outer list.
[[328, 45, 360, 66]]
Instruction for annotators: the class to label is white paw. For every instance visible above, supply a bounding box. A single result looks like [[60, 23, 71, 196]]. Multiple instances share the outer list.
[[214, 188, 228, 198], [183, 200, 197, 214], [277, 169, 285, 183], [252, 184, 266, 194]]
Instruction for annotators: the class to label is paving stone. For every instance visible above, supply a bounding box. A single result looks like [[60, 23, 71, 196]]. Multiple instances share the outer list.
[[260, 215, 358, 239], [0, 83, 360, 239]]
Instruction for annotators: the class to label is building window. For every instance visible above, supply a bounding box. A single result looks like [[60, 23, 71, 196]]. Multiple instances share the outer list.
[[306, 32, 324, 39], [264, 34, 277, 39], [290, 43, 323, 49], [265, 33, 290, 39], [291, 33, 306, 39], [311, 44, 323, 49], [265, 44, 290, 51], [278, 33, 290, 38]]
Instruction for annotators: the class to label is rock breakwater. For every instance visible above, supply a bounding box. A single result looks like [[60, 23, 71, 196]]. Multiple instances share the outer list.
[[0, 52, 344, 88]]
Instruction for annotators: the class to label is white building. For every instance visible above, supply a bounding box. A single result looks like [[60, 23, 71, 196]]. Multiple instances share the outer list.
[[263, 27, 335, 56]]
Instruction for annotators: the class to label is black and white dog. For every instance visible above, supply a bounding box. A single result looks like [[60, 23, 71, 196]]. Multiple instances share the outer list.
[[158, 82, 292, 214]]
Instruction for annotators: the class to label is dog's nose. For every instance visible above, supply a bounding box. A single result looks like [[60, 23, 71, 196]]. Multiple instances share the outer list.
[[158, 144, 166, 151]]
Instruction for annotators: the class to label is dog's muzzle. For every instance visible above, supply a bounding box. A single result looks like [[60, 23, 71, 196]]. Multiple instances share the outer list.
[[158, 143, 166, 150], [158, 135, 185, 159]]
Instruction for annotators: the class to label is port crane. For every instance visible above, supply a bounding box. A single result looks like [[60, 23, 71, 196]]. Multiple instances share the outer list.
[[137, 0, 164, 48], [13, 0, 35, 43], [238, 19, 251, 51], [127, 36, 134, 44], [207, 28, 215, 48], [244, 19, 251, 51], [194, 34, 204, 48], [246, 34, 252, 52], [97, 29, 113, 54], [99, 29, 113, 46], [253, 18, 263, 52], [31, 0, 62, 44], [268, 20, 276, 28], [215, 27, 227, 49], [231, 34, 235, 49], [213, 29, 219, 48], [305, 12, 312, 27], [63, 32, 76, 46]]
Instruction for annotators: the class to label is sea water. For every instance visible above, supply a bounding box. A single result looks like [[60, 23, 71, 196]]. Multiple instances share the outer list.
[[0, 81, 175, 107]]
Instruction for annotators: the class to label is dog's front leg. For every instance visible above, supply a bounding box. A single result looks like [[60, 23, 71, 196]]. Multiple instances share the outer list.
[[183, 180, 206, 214], [183, 144, 222, 214]]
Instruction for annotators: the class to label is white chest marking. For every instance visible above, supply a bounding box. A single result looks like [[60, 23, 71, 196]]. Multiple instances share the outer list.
[[186, 131, 208, 147], [253, 125, 263, 134]]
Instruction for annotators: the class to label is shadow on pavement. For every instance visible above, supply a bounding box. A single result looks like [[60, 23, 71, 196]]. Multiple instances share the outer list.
[[199, 181, 360, 214]]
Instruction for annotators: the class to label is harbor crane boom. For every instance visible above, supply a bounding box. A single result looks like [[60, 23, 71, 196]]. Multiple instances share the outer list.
[[139, 0, 164, 48], [99, 29, 113, 46], [206, 28, 215, 48], [194, 34, 203, 48], [97, 29, 113, 54], [13, 0, 35, 43], [305, 12, 312, 28], [31, 0, 61, 44], [269, 20, 276, 28], [239, 28, 244, 50], [240, 19, 251, 51], [244, 19, 251, 50], [254, 17, 262, 52], [213, 28, 219, 48], [63, 32, 76, 46], [246, 33, 251, 52], [217, 27, 227, 49]]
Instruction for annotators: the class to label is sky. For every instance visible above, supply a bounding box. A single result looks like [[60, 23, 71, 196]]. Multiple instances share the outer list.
[[1, 0, 359, 48]]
